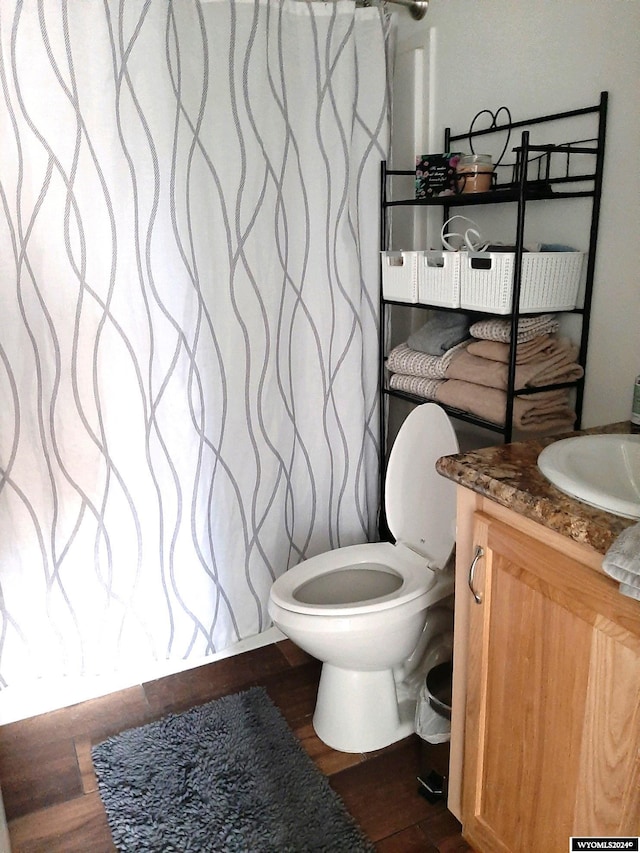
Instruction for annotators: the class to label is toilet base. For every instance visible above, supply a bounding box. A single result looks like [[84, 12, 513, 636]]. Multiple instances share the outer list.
[[312, 663, 415, 753]]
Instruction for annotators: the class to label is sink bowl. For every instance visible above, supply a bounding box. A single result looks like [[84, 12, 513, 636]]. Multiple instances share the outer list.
[[537, 433, 640, 519]]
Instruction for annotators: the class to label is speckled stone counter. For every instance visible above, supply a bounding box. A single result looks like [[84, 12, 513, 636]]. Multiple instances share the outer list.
[[436, 422, 637, 555]]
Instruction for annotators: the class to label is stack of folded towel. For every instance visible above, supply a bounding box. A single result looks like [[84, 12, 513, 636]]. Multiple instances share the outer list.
[[602, 522, 640, 600], [388, 311, 471, 401], [387, 312, 583, 433]]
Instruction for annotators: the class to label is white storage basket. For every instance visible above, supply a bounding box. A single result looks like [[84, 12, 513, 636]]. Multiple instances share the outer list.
[[381, 251, 420, 303], [418, 251, 461, 308], [459, 251, 585, 314]]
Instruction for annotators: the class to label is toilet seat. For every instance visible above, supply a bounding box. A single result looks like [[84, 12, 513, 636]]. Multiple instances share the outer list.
[[384, 402, 459, 568], [270, 403, 459, 616], [268, 541, 438, 617]]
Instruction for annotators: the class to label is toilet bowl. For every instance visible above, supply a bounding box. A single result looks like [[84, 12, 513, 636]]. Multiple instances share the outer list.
[[268, 403, 459, 752]]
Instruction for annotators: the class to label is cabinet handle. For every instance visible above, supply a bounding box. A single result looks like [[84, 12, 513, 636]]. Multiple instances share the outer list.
[[468, 545, 484, 604]]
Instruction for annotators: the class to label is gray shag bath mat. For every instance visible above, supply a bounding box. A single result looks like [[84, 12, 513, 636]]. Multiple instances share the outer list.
[[92, 686, 374, 852]]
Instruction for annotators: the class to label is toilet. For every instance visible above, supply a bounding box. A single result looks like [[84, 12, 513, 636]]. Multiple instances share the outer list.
[[268, 403, 459, 753]]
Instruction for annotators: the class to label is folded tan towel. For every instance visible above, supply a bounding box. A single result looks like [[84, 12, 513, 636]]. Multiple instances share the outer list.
[[388, 373, 444, 400], [445, 338, 583, 390], [435, 380, 576, 431], [467, 335, 557, 364], [470, 314, 559, 344], [387, 340, 469, 379]]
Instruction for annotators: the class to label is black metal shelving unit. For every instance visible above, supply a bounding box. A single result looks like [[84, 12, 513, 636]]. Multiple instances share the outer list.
[[379, 91, 608, 472]]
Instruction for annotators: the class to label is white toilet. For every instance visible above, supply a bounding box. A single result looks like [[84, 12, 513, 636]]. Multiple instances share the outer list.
[[268, 403, 459, 753]]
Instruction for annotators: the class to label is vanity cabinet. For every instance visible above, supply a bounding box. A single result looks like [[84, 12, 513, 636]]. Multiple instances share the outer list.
[[448, 489, 640, 852]]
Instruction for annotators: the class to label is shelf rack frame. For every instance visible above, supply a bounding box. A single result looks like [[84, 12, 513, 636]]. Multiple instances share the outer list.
[[378, 92, 608, 528]]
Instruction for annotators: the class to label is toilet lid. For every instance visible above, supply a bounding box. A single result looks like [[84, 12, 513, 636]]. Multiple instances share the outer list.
[[385, 403, 459, 567]]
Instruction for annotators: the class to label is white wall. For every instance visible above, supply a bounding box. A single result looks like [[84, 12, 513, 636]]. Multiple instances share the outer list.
[[393, 0, 640, 428]]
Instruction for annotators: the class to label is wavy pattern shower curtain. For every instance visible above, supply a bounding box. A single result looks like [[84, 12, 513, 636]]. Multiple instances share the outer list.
[[0, 0, 389, 687]]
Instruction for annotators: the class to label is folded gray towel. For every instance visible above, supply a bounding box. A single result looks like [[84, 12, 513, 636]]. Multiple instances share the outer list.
[[602, 521, 640, 600], [407, 311, 471, 356]]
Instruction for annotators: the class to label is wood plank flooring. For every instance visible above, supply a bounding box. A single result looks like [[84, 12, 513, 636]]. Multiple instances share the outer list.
[[0, 640, 473, 852]]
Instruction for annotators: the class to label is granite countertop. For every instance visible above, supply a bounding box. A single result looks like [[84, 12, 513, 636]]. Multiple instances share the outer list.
[[436, 422, 637, 555]]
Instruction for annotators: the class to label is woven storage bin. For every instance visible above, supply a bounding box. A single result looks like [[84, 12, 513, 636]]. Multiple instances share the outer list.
[[381, 251, 420, 303], [459, 251, 585, 314], [418, 251, 461, 308]]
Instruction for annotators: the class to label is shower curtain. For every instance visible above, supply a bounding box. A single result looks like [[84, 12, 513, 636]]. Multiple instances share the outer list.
[[0, 0, 390, 687]]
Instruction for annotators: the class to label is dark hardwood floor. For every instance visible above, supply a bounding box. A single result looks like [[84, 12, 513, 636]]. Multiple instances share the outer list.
[[0, 640, 473, 852]]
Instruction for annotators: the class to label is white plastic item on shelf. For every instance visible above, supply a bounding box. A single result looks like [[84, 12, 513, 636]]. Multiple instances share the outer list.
[[380, 250, 420, 303], [418, 250, 461, 308], [459, 251, 586, 315]]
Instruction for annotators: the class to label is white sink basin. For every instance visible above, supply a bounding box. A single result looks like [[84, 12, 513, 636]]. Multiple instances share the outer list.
[[537, 433, 640, 519]]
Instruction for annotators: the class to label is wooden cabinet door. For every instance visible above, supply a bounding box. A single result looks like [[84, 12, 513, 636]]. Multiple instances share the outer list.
[[462, 513, 640, 853]]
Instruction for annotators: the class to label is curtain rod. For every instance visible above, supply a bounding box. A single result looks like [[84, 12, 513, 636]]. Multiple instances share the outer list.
[[358, 0, 428, 20], [387, 0, 428, 20]]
